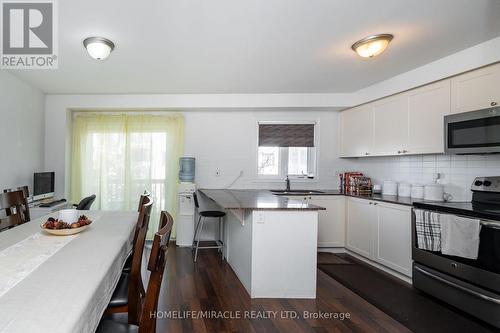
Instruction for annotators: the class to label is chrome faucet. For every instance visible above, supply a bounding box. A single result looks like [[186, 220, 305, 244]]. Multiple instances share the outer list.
[[285, 175, 291, 191]]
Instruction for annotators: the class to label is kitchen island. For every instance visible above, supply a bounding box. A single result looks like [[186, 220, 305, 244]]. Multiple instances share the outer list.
[[199, 189, 325, 299]]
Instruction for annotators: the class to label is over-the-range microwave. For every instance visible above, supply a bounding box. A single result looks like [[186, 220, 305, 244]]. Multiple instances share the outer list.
[[444, 106, 500, 154]]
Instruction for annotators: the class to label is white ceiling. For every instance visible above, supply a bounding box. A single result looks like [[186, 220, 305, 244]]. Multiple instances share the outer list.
[[9, 0, 500, 94]]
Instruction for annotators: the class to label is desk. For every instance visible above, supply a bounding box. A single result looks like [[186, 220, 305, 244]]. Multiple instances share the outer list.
[[29, 201, 70, 220], [0, 210, 138, 333]]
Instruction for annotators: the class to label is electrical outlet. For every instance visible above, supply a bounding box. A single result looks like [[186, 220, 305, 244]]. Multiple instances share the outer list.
[[215, 168, 221, 177], [255, 212, 265, 224]]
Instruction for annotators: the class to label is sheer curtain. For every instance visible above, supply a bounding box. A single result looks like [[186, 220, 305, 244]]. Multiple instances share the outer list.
[[70, 113, 184, 238]]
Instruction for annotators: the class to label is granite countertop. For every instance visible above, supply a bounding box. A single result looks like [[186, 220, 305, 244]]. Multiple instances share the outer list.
[[274, 189, 418, 206], [200, 188, 436, 210], [199, 189, 326, 211]]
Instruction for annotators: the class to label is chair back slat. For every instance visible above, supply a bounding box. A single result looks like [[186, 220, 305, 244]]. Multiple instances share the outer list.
[[17, 186, 30, 222], [137, 191, 151, 212], [139, 211, 173, 333], [128, 196, 153, 325]]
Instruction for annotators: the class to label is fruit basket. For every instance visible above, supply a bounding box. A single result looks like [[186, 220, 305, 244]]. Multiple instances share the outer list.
[[41, 215, 92, 236]]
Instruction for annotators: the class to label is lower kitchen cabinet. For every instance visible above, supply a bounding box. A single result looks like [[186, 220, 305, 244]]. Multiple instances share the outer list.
[[346, 197, 412, 277], [286, 195, 345, 248], [346, 197, 374, 258], [375, 202, 412, 276], [309, 196, 345, 247]]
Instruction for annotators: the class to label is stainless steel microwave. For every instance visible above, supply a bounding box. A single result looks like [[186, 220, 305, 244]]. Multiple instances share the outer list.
[[444, 107, 500, 154]]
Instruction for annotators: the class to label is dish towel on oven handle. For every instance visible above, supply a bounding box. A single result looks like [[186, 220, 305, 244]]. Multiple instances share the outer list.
[[441, 214, 481, 260], [414, 209, 441, 252]]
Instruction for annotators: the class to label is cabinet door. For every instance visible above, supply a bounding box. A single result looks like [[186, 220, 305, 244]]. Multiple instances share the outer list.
[[346, 198, 375, 259], [451, 62, 500, 114], [309, 196, 345, 247], [375, 203, 412, 276], [372, 95, 409, 155], [340, 105, 373, 157], [407, 80, 451, 154]]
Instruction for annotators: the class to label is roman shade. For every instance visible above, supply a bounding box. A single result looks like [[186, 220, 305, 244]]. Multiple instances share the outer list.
[[258, 123, 315, 147]]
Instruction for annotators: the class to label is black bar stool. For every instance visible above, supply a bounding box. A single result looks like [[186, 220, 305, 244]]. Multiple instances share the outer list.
[[192, 192, 225, 262]]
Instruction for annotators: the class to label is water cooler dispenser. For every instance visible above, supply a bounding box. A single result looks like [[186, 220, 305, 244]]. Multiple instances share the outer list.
[[176, 157, 196, 246]]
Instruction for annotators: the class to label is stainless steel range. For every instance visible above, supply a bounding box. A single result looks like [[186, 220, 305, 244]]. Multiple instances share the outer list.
[[412, 176, 500, 328]]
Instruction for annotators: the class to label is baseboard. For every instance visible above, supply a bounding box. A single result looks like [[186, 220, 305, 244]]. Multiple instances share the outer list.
[[344, 249, 412, 285], [317, 247, 412, 284]]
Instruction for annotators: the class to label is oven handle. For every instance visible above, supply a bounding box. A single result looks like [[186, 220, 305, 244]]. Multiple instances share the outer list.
[[414, 266, 500, 305], [481, 221, 500, 230]]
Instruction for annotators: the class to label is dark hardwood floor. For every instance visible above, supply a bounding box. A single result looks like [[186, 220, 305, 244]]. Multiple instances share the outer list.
[[152, 243, 412, 333]]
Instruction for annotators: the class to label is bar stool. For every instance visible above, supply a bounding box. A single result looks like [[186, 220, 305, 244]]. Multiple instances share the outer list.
[[192, 192, 225, 262]]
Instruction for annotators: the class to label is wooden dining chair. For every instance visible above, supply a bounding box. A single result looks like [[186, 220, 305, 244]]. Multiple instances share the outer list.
[[0, 191, 25, 231], [107, 197, 153, 324], [16, 186, 31, 222], [123, 191, 152, 275], [97, 211, 173, 333]]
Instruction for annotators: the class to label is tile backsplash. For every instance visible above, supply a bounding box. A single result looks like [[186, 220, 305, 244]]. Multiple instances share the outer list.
[[344, 154, 500, 202]]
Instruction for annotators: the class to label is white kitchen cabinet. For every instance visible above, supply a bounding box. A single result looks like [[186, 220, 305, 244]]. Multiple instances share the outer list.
[[407, 80, 451, 154], [346, 197, 375, 259], [340, 105, 373, 157], [451, 62, 500, 114], [375, 202, 412, 276], [308, 196, 345, 247], [346, 197, 412, 277], [286, 195, 345, 248], [372, 95, 409, 156]]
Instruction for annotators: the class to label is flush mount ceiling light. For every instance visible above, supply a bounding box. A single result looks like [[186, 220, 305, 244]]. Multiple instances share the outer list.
[[351, 34, 393, 58], [83, 37, 115, 61]]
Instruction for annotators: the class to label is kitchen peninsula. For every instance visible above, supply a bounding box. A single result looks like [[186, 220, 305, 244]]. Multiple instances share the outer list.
[[199, 189, 325, 299]]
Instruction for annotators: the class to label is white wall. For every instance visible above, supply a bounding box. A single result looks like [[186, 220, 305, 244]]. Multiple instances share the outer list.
[[43, 96, 351, 197], [184, 110, 350, 190], [0, 71, 45, 191]]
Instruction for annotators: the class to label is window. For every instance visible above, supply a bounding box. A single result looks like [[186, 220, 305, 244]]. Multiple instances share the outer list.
[[70, 113, 184, 238], [257, 122, 317, 179]]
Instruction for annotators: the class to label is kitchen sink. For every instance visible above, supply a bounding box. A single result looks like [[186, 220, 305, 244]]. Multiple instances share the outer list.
[[270, 190, 325, 195]]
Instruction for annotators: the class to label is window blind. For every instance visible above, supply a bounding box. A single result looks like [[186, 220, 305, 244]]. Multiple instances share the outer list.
[[258, 123, 315, 147]]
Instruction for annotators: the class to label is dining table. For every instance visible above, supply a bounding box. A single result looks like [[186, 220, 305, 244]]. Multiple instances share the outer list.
[[0, 210, 138, 333]]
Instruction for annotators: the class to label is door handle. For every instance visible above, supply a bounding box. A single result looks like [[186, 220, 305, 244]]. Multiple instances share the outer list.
[[414, 266, 500, 305]]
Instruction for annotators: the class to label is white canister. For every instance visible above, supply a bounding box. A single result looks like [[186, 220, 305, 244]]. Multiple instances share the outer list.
[[382, 180, 398, 196], [411, 184, 424, 199], [424, 183, 445, 201], [398, 183, 411, 197]]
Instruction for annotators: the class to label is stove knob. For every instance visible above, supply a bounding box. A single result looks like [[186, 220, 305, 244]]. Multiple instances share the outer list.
[[474, 180, 483, 186], [483, 180, 492, 187]]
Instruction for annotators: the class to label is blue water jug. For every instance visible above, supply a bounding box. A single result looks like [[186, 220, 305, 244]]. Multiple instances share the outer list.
[[179, 157, 195, 182]]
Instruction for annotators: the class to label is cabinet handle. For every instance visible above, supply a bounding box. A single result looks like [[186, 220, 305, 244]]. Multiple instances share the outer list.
[[492, 101, 498, 106]]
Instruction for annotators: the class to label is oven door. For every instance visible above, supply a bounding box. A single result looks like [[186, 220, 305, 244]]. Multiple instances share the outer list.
[[444, 107, 500, 154], [412, 209, 500, 293]]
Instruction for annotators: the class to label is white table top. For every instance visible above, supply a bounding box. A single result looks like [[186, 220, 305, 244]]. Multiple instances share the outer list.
[[0, 210, 138, 333]]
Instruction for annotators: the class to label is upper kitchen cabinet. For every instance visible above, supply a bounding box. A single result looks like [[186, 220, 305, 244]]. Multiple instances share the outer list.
[[451, 62, 500, 114], [372, 94, 408, 156], [407, 80, 451, 154], [340, 105, 373, 157]]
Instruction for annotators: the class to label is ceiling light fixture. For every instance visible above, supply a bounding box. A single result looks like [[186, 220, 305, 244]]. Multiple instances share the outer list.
[[83, 37, 115, 61], [351, 34, 393, 58]]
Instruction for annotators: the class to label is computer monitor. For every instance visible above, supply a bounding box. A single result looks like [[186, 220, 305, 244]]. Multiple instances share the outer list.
[[33, 172, 55, 201]]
